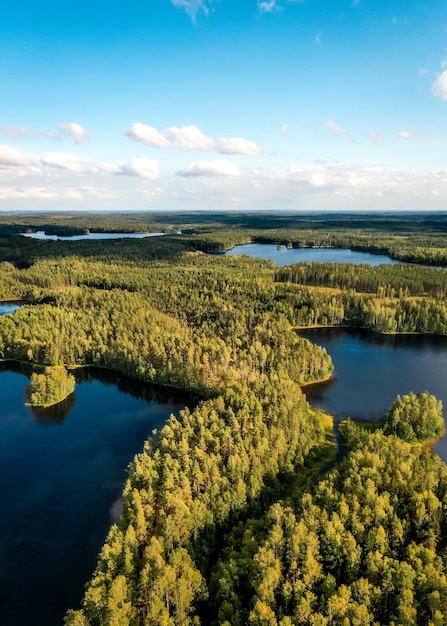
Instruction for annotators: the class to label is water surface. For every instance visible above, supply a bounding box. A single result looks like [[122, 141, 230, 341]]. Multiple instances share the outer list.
[[300, 328, 447, 461], [0, 365, 195, 626], [0, 302, 22, 315], [21, 231, 167, 241], [223, 243, 400, 266]]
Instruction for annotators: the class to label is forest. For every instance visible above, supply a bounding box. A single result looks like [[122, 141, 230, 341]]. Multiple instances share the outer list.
[[0, 211, 446, 625]]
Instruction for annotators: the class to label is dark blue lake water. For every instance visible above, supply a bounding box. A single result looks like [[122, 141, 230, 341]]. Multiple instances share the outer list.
[[0, 365, 195, 626], [222, 243, 400, 266], [300, 328, 447, 462]]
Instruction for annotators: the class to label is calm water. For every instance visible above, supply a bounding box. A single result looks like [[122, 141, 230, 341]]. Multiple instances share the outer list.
[[300, 328, 447, 461], [0, 302, 22, 315], [223, 243, 400, 266], [0, 365, 195, 626], [21, 231, 167, 241]]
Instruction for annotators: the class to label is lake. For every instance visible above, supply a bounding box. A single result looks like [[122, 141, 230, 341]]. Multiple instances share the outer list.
[[0, 365, 196, 626], [300, 328, 447, 461], [20, 231, 168, 241], [222, 243, 400, 266], [0, 302, 23, 315]]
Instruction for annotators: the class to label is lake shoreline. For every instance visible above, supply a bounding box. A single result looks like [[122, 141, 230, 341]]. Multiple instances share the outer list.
[[296, 323, 447, 338], [299, 374, 334, 387]]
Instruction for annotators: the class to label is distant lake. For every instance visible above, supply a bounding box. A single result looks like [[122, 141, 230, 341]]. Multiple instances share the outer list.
[[222, 243, 400, 266], [0, 365, 196, 626], [300, 328, 447, 462], [0, 302, 22, 315], [21, 231, 168, 241]]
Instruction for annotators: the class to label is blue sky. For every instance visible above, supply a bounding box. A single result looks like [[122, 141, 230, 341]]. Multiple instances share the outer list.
[[1, 0, 447, 211]]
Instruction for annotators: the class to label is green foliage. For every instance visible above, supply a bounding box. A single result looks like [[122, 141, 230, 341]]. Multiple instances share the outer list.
[[212, 429, 447, 625], [383, 391, 445, 442], [0, 217, 446, 625], [276, 261, 447, 297], [26, 365, 75, 407]]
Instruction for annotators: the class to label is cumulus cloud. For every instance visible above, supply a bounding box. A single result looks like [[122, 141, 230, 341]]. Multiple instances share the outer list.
[[165, 125, 215, 150], [279, 123, 290, 133], [126, 123, 170, 148], [126, 122, 262, 154], [39, 152, 159, 180], [216, 137, 262, 154], [59, 122, 90, 144], [432, 70, 447, 100], [40, 152, 86, 173], [176, 159, 240, 177], [114, 156, 159, 179], [326, 119, 350, 136], [396, 131, 411, 139], [170, 0, 215, 23], [0, 145, 31, 167]]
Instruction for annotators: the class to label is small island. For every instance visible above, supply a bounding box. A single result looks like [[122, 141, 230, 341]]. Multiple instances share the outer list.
[[26, 365, 76, 408], [383, 390, 445, 443]]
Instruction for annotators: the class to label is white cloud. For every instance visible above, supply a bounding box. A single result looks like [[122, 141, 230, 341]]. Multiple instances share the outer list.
[[136, 186, 164, 201], [126, 122, 262, 154], [77, 186, 118, 199], [432, 70, 447, 100], [0, 145, 31, 167], [258, 0, 281, 13], [395, 130, 426, 141], [96, 162, 121, 175], [114, 156, 159, 179], [0, 186, 82, 199], [176, 159, 240, 177], [0, 123, 58, 140], [165, 125, 215, 150], [41, 152, 86, 173], [252, 163, 447, 207], [0, 121, 89, 144], [326, 120, 350, 136], [216, 137, 262, 154], [39, 152, 159, 180], [170, 0, 215, 23], [279, 123, 290, 133], [59, 122, 90, 144], [126, 123, 170, 148], [64, 189, 85, 199]]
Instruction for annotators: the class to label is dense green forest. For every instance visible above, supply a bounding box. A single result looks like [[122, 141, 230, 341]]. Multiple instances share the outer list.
[[0, 212, 446, 624], [25, 365, 75, 407]]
